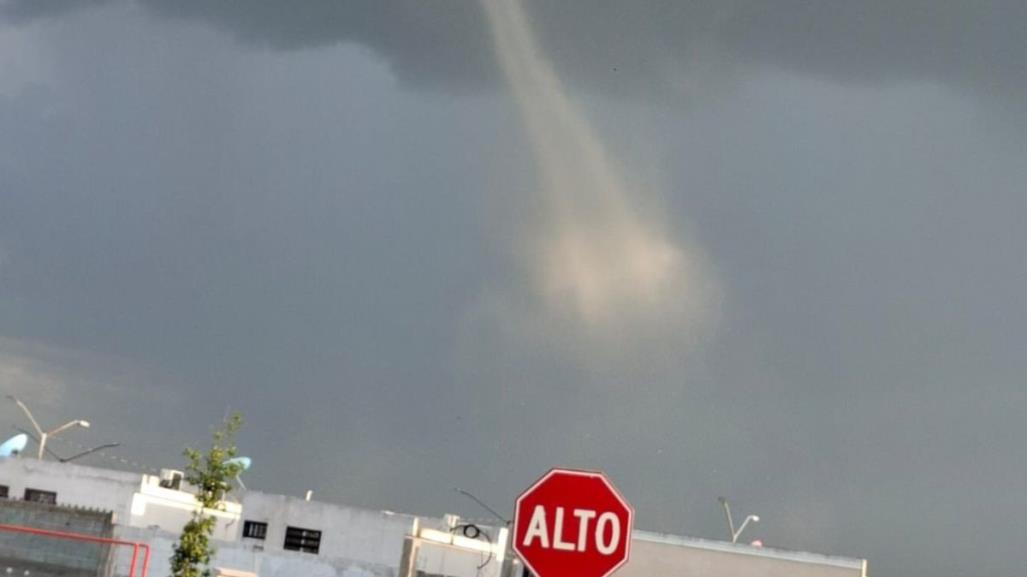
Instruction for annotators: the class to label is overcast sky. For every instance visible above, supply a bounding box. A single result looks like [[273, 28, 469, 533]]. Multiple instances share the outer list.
[[2, 2, 1026, 576]]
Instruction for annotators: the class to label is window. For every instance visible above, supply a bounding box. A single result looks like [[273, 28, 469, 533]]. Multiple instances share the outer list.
[[283, 526, 321, 554], [243, 520, 268, 540], [24, 488, 57, 504], [0, 485, 8, 499]]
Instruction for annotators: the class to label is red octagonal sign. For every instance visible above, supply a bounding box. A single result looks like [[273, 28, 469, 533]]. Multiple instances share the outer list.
[[513, 469, 634, 577]]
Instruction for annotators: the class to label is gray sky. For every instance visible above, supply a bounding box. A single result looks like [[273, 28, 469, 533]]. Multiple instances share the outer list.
[[1, 2, 1025, 576]]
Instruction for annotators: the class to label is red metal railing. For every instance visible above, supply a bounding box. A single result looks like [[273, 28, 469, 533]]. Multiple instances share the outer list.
[[0, 523, 150, 577]]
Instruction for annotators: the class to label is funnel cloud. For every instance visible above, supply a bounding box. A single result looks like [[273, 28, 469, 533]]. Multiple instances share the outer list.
[[2, 4, 1026, 577], [480, 0, 714, 336]]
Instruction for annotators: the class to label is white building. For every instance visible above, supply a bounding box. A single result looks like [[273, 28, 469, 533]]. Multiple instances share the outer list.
[[0, 458, 868, 577], [0, 458, 456, 576]]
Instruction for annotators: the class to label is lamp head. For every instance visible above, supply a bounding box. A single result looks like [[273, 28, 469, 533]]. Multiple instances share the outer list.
[[78, 420, 91, 428]]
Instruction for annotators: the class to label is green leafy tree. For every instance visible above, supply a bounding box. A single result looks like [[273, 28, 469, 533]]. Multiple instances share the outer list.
[[170, 413, 244, 577]]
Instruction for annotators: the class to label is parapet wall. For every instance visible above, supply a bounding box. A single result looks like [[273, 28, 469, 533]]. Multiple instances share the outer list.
[[0, 499, 115, 577]]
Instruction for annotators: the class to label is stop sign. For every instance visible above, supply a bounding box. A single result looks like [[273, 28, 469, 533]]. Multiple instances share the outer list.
[[513, 469, 633, 577]]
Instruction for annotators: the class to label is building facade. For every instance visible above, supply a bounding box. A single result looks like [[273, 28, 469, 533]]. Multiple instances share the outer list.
[[0, 458, 868, 577]]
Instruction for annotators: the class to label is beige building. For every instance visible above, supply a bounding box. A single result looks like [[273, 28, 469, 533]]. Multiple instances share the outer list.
[[621, 530, 867, 577]]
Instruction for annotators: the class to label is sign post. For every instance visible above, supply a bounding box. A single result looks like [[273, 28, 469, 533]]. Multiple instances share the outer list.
[[512, 468, 633, 577]]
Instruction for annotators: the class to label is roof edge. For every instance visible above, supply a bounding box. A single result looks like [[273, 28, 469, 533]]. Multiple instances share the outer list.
[[632, 530, 866, 570]]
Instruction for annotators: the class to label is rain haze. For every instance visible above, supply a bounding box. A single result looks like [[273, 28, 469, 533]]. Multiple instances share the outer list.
[[2, 1, 1026, 576]]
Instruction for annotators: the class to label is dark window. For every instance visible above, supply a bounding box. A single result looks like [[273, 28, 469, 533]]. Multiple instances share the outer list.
[[243, 520, 268, 540], [0, 485, 8, 499], [283, 526, 321, 554], [24, 488, 57, 504]]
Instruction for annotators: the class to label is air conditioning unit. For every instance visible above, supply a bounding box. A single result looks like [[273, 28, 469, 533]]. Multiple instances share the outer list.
[[159, 469, 184, 490]]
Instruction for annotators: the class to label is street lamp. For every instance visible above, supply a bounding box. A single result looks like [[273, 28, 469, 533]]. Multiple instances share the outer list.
[[6, 396, 91, 460], [718, 496, 760, 544]]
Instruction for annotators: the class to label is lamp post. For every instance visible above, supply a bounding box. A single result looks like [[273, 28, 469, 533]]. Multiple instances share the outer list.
[[7, 396, 91, 460], [718, 496, 760, 544]]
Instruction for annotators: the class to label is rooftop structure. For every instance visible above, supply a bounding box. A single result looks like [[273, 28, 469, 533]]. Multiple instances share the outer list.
[[0, 458, 869, 577]]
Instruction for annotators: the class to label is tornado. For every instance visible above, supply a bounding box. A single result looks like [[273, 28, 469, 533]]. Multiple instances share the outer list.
[[480, 0, 711, 332]]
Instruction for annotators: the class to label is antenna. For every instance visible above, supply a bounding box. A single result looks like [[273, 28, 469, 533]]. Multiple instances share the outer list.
[[225, 456, 252, 491], [60, 443, 121, 463], [453, 487, 510, 525], [14, 426, 119, 464]]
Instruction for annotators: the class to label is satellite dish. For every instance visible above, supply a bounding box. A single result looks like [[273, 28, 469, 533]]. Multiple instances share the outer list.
[[225, 456, 251, 471], [225, 456, 252, 491], [0, 434, 28, 458]]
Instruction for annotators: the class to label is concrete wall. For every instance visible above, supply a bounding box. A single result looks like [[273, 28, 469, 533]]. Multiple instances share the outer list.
[[0, 460, 870, 577], [400, 531, 866, 577], [0, 459, 139, 523], [407, 541, 507, 577], [129, 476, 241, 541], [239, 492, 418, 566], [618, 531, 867, 577], [116, 526, 397, 577], [0, 500, 115, 577], [0, 459, 243, 541], [0, 459, 427, 575], [399, 522, 511, 577], [0, 498, 114, 536]]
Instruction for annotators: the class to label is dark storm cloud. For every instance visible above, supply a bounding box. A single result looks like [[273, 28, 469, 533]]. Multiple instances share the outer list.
[[0, 0, 108, 22], [5, 0, 1025, 95], [0, 3, 531, 518], [2, 3, 1027, 577], [140, 0, 1027, 95]]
